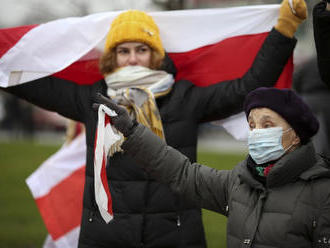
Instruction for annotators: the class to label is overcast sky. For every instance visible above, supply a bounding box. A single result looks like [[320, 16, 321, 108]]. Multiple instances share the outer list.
[[0, 0, 162, 27]]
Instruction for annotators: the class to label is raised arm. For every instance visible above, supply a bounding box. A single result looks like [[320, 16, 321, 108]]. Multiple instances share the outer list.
[[313, 0, 330, 87], [190, 0, 305, 121]]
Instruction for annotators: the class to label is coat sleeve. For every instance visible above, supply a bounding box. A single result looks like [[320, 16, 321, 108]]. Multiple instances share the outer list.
[[2, 76, 102, 122], [312, 186, 330, 247], [186, 28, 297, 121], [122, 124, 233, 215], [313, 1, 330, 87]]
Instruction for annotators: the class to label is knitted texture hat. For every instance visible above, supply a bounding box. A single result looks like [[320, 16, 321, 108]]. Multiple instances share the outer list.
[[105, 10, 165, 58], [244, 87, 319, 144]]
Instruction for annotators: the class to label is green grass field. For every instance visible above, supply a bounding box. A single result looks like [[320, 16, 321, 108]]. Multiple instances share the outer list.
[[0, 140, 246, 248]]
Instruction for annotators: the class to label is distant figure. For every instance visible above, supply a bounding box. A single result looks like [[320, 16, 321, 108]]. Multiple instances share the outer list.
[[0, 94, 35, 138], [313, 0, 330, 86], [293, 56, 330, 157]]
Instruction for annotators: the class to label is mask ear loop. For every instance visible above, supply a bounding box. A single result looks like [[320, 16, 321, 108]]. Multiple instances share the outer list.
[[282, 127, 295, 152]]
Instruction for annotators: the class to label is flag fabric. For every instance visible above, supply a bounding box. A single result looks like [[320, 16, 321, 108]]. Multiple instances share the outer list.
[[25, 133, 86, 247], [0, 4, 294, 247], [94, 105, 122, 224]]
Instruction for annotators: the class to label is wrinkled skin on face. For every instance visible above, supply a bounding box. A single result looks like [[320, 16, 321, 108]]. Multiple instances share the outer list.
[[248, 107, 301, 152]]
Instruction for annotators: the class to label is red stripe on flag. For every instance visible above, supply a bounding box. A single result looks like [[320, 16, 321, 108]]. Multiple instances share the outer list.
[[35, 166, 85, 240], [53, 59, 103, 85], [169, 32, 292, 88], [52, 32, 292, 88], [0, 24, 38, 57], [102, 116, 113, 215]]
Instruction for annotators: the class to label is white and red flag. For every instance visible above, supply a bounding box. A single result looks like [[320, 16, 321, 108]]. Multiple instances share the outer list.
[[1, 4, 293, 247]]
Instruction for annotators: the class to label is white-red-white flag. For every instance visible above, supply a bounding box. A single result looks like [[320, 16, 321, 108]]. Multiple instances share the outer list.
[[0, 4, 294, 247], [25, 133, 86, 248]]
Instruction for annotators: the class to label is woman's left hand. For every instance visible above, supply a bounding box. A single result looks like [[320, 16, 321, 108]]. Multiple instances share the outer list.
[[93, 93, 136, 137]]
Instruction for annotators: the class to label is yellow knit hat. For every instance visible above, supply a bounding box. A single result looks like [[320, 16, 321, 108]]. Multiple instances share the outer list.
[[105, 10, 165, 58]]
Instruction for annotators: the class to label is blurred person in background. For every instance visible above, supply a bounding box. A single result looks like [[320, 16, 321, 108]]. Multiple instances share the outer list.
[[293, 56, 330, 157], [1, 0, 306, 246], [96, 87, 330, 248], [313, 0, 330, 87], [0, 93, 35, 138]]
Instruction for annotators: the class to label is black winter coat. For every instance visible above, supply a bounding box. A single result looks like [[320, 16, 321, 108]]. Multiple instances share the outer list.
[[313, 1, 330, 87], [4, 28, 296, 248], [124, 124, 330, 248]]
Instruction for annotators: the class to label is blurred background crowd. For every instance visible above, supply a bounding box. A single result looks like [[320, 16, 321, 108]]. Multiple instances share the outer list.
[[0, 0, 328, 156]]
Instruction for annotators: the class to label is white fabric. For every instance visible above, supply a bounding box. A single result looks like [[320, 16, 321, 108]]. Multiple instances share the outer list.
[[26, 133, 86, 198], [42, 227, 80, 248], [94, 104, 119, 223], [212, 112, 249, 141], [0, 5, 279, 87]]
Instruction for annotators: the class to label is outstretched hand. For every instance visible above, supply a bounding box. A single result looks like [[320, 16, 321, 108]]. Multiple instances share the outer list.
[[93, 93, 136, 137]]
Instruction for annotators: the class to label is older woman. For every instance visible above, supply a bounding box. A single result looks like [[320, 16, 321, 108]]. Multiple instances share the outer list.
[[96, 87, 330, 248], [3, 0, 307, 246]]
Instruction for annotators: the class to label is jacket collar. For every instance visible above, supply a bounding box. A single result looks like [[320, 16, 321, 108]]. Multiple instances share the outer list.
[[238, 142, 328, 189]]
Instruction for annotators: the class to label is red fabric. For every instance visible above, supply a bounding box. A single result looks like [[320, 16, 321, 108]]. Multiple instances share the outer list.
[[264, 163, 275, 176], [53, 33, 293, 88], [169, 33, 292, 87], [0, 24, 37, 57], [35, 166, 85, 240], [102, 116, 113, 215]]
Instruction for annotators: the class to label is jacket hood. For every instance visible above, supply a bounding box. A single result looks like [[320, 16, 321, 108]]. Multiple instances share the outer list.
[[300, 155, 330, 180]]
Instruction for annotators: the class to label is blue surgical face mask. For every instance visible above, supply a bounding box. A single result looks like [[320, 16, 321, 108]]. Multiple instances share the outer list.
[[248, 127, 292, 164]]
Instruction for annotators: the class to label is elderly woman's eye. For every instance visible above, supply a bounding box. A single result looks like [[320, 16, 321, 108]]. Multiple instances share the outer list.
[[264, 122, 273, 128]]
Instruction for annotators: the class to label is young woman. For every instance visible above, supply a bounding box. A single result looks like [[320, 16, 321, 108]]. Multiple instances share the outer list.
[[3, 0, 306, 246]]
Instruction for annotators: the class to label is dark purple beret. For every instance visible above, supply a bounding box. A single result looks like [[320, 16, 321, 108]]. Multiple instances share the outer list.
[[244, 87, 319, 144]]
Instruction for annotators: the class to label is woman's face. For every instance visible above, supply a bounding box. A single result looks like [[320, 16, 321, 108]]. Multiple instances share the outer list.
[[115, 42, 152, 68], [248, 107, 300, 150]]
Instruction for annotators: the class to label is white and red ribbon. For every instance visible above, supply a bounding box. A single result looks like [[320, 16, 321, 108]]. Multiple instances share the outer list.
[[94, 104, 121, 223]]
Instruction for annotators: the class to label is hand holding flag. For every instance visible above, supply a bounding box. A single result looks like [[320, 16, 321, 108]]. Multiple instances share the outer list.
[[93, 93, 135, 137]]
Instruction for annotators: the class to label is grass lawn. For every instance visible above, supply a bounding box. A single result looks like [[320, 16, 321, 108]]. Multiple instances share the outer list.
[[0, 140, 246, 248]]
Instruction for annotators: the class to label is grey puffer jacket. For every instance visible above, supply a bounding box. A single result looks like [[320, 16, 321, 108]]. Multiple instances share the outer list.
[[124, 124, 330, 248]]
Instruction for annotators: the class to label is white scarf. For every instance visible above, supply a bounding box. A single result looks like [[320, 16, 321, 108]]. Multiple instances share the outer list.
[[94, 66, 174, 223]]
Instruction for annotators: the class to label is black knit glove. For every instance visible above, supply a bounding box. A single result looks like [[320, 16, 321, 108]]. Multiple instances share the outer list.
[[93, 93, 137, 137]]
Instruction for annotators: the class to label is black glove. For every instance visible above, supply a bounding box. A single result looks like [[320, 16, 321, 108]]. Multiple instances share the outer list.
[[93, 93, 137, 137]]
